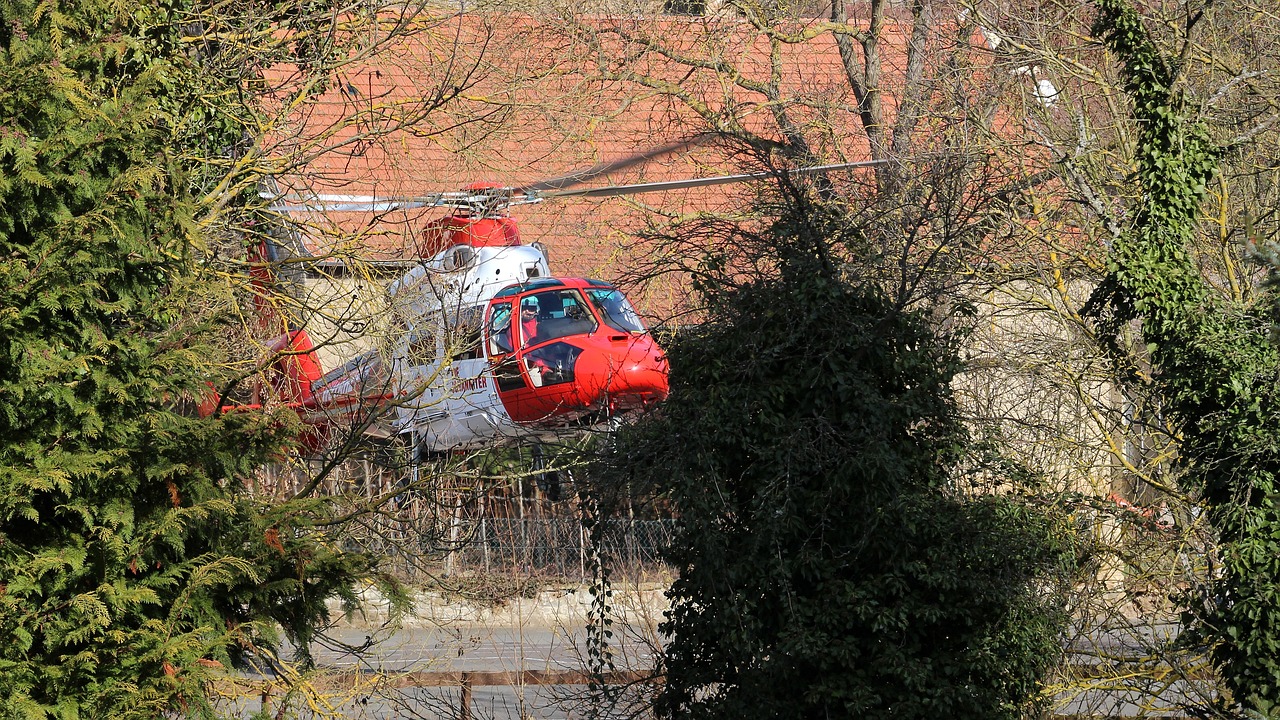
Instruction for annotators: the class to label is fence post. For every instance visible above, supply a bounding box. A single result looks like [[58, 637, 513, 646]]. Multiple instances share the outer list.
[[579, 521, 587, 582], [444, 494, 462, 576], [458, 672, 472, 720]]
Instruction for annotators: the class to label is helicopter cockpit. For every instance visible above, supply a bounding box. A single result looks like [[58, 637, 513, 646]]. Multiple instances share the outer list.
[[488, 286, 591, 389], [521, 290, 598, 346], [485, 278, 654, 400]]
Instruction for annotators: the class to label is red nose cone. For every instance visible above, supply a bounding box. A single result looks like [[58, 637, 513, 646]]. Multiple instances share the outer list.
[[575, 334, 669, 412]]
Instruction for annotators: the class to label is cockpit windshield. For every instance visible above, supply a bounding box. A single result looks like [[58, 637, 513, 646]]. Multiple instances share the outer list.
[[586, 288, 646, 334]]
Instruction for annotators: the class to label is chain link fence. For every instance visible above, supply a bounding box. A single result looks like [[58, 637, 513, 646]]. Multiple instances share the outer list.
[[256, 455, 677, 583]]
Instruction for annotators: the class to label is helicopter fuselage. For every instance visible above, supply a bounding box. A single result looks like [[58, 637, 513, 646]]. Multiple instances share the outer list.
[[308, 241, 668, 452]]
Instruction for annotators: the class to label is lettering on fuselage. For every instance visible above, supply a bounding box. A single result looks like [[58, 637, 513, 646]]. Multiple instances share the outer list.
[[446, 365, 489, 394]]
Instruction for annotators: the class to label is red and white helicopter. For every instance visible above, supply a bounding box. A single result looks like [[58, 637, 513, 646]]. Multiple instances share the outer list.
[[239, 145, 883, 454]]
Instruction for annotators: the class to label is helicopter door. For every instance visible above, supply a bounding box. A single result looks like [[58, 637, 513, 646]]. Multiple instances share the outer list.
[[487, 289, 597, 423], [391, 312, 444, 434], [487, 294, 552, 422]]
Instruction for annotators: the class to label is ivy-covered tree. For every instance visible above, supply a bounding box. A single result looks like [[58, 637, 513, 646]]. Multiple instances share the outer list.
[[1083, 0, 1280, 713], [0, 2, 390, 717], [612, 193, 1076, 720]]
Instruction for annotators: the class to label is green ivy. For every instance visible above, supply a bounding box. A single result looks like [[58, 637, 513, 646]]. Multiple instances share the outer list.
[[1088, 0, 1280, 713]]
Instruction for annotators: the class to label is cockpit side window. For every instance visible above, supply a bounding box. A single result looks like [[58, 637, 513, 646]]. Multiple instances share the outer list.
[[447, 305, 485, 361], [405, 311, 439, 366], [587, 288, 646, 333], [487, 302, 513, 356]]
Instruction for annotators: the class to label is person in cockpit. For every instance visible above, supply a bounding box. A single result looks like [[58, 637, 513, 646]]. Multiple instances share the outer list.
[[520, 296, 540, 347]]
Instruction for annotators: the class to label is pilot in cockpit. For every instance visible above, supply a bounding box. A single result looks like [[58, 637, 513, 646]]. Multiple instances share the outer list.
[[520, 296, 540, 347]]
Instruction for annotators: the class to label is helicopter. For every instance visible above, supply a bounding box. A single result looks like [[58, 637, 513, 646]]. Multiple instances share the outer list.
[[241, 146, 886, 454]]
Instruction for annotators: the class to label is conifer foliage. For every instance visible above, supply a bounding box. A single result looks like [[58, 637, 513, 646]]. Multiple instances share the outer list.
[[615, 197, 1076, 719], [0, 2, 377, 716]]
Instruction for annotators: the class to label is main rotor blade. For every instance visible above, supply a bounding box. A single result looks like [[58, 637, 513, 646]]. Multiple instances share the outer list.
[[259, 157, 887, 212], [540, 159, 889, 199], [263, 192, 472, 213], [515, 133, 715, 194]]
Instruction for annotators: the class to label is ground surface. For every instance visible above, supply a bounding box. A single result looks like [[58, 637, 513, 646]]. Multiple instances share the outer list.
[[218, 584, 1207, 718]]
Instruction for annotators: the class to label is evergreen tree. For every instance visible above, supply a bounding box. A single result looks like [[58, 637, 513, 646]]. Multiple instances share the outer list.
[[0, 2, 383, 716], [614, 197, 1075, 720]]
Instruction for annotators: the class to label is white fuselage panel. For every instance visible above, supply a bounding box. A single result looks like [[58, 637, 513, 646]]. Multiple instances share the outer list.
[[385, 243, 550, 450]]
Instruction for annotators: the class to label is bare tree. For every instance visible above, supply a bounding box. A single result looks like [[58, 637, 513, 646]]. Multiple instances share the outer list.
[[946, 0, 1280, 713], [489, 0, 1277, 714]]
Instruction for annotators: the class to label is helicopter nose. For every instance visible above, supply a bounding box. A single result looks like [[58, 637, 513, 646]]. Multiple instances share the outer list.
[[609, 345, 670, 401], [575, 335, 669, 410]]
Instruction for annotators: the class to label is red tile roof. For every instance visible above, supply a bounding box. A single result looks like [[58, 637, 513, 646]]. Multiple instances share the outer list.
[[268, 11, 1017, 316]]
